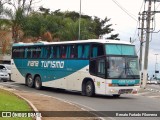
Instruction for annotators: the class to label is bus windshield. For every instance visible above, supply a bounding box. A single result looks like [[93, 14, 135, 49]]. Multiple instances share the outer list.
[[105, 44, 136, 55], [107, 57, 140, 79]]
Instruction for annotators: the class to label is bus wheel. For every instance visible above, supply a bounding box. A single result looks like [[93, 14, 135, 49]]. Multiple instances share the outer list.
[[85, 81, 95, 97], [27, 75, 34, 88], [35, 76, 42, 90], [113, 94, 120, 98]]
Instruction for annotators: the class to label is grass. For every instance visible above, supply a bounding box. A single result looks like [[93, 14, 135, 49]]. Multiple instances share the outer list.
[[0, 89, 32, 120]]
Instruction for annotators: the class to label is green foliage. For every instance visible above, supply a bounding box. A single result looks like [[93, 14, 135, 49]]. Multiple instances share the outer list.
[[0, 19, 12, 30], [0, 0, 35, 42], [1, 4, 119, 41], [107, 34, 120, 40]]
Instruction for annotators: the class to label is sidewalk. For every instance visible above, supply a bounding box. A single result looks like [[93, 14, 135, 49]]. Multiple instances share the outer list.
[[1, 86, 99, 120]]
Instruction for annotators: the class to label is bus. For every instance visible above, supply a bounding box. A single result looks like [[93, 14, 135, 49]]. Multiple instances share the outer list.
[[11, 39, 140, 97]]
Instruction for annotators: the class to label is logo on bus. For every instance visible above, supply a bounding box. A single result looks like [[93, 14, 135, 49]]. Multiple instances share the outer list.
[[27, 61, 64, 68], [41, 61, 64, 68], [28, 61, 39, 67]]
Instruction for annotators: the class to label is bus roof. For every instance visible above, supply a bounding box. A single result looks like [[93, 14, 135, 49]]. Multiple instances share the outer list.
[[12, 39, 132, 47]]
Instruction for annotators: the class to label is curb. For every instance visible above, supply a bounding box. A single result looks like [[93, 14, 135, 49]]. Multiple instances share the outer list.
[[0, 86, 42, 120]]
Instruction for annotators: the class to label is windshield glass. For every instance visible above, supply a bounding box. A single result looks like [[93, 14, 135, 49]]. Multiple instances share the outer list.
[[107, 57, 140, 79], [105, 44, 136, 55]]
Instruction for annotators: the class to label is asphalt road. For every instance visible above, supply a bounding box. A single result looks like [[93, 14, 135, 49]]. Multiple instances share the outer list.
[[0, 81, 160, 120], [147, 84, 160, 91]]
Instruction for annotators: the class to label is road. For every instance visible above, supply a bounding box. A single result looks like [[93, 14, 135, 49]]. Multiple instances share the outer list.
[[146, 84, 160, 92], [0, 81, 160, 120]]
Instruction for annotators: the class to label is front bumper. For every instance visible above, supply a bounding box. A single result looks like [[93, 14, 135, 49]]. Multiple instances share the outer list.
[[0, 77, 9, 81], [106, 86, 140, 95]]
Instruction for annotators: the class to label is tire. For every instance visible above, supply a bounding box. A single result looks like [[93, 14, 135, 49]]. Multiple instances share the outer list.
[[113, 94, 120, 98], [85, 81, 95, 97], [26, 74, 34, 88], [34, 76, 42, 90], [9, 74, 11, 81]]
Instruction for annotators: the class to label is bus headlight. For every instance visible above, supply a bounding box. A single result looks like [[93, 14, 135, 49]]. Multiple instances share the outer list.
[[132, 89, 138, 94], [110, 89, 115, 93], [110, 89, 118, 93]]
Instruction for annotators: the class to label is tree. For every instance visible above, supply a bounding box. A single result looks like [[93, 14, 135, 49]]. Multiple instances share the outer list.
[[52, 10, 119, 40], [0, 30, 11, 54], [2, 0, 37, 43], [0, 0, 9, 15], [21, 12, 61, 41], [107, 34, 120, 40], [92, 16, 113, 38]]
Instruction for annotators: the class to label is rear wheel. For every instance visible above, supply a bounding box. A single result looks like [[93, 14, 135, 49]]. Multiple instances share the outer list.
[[27, 74, 34, 88], [34, 76, 42, 90], [85, 81, 95, 97]]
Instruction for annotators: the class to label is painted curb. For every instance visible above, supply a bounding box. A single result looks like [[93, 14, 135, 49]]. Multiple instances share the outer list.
[[0, 86, 42, 120]]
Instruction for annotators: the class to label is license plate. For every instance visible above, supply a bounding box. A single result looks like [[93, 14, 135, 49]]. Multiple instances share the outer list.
[[118, 89, 133, 94]]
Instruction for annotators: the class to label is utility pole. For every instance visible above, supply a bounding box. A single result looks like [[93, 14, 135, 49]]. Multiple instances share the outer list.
[[139, 11, 145, 87], [78, 0, 81, 40], [139, 11, 145, 71], [142, 0, 152, 89]]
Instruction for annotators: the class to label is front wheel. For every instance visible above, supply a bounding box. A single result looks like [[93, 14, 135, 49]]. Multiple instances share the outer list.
[[27, 74, 34, 88], [113, 94, 120, 98], [85, 81, 95, 97], [34, 76, 42, 90]]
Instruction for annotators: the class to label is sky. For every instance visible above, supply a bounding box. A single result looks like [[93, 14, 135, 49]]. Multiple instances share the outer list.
[[39, 0, 160, 77]]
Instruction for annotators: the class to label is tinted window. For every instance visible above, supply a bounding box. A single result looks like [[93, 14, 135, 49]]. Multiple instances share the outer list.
[[91, 44, 104, 58], [76, 44, 90, 59], [12, 47, 24, 58], [105, 44, 136, 55]]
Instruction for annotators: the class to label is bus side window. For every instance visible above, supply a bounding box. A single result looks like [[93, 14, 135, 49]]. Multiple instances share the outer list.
[[41, 47, 49, 58], [47, 47, 51, 58], [36, 47, 41, 58], [66, 45, 75, 59], [61, 46, 67, 58], [24, 48, 27, 58], [12, 48, 17, 58], [49, 46, 54, 58], [77, 44, 90, 59], [19, 48, 24, 58], [12, 47, 24, 58], [32, 48, 37, 58], [92, 47, 98, 58], [91, 44, 104, 58], [97, 59, 105, 77], [56, 46, 60, 58], [70, 45, 75, 58], [32, 47, 41, 58], [27, 48, 32, 58]]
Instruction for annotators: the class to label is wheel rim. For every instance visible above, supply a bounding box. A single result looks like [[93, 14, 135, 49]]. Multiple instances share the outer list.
[[28, 77, 33, 86], [86, 84, 92, 95], [35, 79, 40, 88], [35, 76, 41, 89]]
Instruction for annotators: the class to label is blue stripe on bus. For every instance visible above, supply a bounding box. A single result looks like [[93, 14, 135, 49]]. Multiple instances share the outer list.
[[13, 59, 89, 82], [112, 79, 140, 85]]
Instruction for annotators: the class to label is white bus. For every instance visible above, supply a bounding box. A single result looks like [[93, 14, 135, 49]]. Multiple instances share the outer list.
[[11, 39, 140, 97]]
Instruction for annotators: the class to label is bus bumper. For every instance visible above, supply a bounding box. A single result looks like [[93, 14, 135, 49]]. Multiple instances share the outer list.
[[106, 86, 140, 95]]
